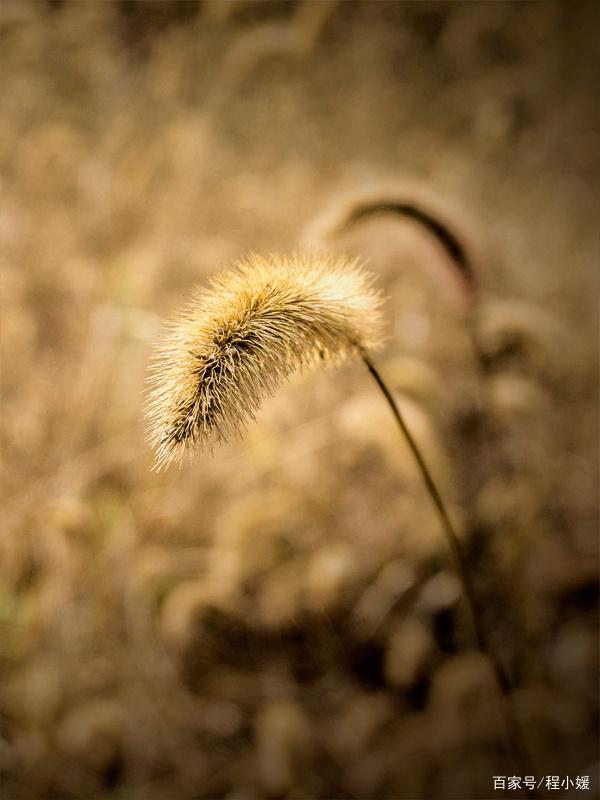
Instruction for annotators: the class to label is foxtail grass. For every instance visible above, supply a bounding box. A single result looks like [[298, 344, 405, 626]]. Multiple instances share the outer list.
[[145, 251, 534, 783], [145, 253, 383, 470], [304, 192, 479, 300]]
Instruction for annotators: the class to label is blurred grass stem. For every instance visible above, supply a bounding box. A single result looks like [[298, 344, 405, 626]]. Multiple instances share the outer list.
[[362, 353, 536, 788]]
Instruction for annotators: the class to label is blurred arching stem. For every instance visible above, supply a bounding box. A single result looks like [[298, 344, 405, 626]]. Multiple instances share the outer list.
[[361, 352, 535, 786]]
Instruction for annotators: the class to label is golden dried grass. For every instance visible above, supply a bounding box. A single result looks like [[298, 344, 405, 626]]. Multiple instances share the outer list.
[[145, 252, 384, 468]]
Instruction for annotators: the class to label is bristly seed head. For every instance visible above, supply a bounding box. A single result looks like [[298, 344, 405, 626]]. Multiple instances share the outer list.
[[145, 252, 384, 469]]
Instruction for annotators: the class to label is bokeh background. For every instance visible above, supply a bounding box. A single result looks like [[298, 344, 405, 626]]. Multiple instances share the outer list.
[[1, 2, 598, 799]]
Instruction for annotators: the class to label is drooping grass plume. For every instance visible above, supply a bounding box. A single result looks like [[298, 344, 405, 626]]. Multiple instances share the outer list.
[[337, 199, 476, 293], [303, 190, 478, 300], [146, 250, 535, 779], [145, 252, 383, 469]]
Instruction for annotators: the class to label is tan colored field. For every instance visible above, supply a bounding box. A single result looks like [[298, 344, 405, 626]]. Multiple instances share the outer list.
[[1, 2, 598, 798]]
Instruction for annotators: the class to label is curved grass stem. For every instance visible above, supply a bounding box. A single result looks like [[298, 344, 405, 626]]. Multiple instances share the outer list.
[[362, 353, 536, 787]]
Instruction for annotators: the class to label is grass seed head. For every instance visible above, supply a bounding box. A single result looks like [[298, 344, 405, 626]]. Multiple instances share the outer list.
[[145, 252, 384, 469]]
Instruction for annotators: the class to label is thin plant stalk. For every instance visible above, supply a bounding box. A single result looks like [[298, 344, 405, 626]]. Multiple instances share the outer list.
[[362, 353, 536, 785]]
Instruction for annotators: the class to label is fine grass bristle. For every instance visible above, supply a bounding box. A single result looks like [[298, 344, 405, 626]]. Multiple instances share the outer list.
[[145, 252, 384, 469]]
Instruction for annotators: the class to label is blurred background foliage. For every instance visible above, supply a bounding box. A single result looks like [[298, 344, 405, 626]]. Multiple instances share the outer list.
[[0, 1, 598, 798]]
